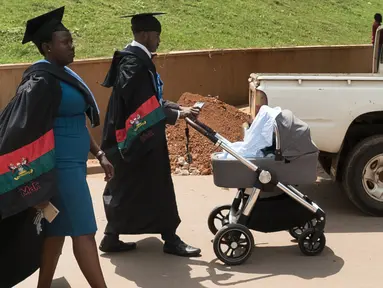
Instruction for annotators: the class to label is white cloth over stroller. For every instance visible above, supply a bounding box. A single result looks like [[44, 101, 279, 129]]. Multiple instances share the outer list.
[[219, 105, 282, 159], [218, 105, 318, 161]]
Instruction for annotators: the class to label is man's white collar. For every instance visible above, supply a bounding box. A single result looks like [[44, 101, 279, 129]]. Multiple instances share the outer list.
[[127, 40, 152, 59]]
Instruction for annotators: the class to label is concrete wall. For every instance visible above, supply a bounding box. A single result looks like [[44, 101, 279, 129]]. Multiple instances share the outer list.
[[0, 44, 374, 145]]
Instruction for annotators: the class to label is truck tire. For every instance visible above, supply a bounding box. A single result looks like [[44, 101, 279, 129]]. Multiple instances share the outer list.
[[342, 135, 383, 216]]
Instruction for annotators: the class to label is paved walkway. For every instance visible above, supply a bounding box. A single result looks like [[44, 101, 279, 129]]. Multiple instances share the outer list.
[[17, 174, 383, 288]]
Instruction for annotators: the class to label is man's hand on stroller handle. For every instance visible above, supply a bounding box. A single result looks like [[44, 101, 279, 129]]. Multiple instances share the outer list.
[[179, 106, 201, 119]]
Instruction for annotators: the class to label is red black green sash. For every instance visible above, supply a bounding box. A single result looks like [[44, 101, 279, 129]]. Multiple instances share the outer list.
[[0, 130, 55, 196], [115, 95, 166, 150]]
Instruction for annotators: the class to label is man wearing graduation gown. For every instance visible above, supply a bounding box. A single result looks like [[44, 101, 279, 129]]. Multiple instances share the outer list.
[[99, 12, 201, 257]]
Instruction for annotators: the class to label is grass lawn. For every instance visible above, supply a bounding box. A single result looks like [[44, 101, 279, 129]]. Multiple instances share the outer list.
[[0, 0, 381, 64]]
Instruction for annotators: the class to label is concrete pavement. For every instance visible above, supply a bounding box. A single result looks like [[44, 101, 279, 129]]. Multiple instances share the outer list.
[[16, 173, 383, 288]]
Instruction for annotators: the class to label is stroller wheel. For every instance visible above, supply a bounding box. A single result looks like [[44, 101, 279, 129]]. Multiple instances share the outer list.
[[288, 219, 316, 240], [213, 224, 254, 266], [208, 204, 232, 235], [298, 228, 326, 256]]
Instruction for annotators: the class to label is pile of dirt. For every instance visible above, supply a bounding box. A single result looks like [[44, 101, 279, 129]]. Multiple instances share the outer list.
[[166, 93, 251, 175]]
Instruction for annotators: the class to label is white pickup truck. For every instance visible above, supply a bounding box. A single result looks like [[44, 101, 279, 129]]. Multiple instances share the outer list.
[[248, 26, 383, 216]]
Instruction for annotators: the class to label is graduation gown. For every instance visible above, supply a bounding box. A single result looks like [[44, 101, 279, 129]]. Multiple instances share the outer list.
[[101, 45, 181, 235], [0, 62, 99, 288]]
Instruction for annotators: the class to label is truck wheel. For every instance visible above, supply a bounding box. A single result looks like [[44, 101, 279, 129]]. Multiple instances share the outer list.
[[342, 135, 383, 216]]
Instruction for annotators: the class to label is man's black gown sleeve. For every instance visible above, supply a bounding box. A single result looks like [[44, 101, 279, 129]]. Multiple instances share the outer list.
[[163, 100, 180, 125]]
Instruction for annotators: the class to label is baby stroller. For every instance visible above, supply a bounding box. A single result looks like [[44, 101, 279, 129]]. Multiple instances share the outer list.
[[185, 107, 326, 266]]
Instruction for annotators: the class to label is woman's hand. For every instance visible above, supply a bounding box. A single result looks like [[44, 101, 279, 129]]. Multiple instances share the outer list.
[[87, 127, 114, 182], [99, 155, 114, 182]]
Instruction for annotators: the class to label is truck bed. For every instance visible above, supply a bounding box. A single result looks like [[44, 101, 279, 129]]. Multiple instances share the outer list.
[[252, 73, 383, 81], [249, 73, 383, 154]]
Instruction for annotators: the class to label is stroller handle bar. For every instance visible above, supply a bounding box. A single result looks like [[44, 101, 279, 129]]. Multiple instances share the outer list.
[[185, 117, 260, 172]]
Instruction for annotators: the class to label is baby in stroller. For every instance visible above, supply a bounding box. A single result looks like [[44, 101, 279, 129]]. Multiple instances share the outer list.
[[185, 104, 327, 266]]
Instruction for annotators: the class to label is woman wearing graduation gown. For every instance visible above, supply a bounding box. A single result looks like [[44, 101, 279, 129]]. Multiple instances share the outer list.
[[99, 12, 201, 257], [0, 7, 112, 288]]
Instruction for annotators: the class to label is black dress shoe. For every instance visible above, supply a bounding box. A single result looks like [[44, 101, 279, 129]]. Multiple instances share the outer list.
[[99, 236, 137, 253], [163, 241, 201, 257]]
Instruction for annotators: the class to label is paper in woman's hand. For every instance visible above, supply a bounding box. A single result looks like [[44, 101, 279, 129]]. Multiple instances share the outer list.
[[43, 202, 59, 223]]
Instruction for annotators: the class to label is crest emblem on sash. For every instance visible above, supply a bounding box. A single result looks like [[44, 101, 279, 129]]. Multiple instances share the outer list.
[[130, 114, 147, 132], [9, 157, 34, 180]]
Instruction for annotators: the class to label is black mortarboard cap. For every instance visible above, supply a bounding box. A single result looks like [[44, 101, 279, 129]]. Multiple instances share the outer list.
[[121, 12, 165, 33], [22, 6, 68, 45]]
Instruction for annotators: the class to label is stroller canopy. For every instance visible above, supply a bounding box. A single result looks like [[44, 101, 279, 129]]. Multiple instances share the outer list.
[[275, 109, 319, 160]]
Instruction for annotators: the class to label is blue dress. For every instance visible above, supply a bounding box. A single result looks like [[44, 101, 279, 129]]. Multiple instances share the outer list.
[[45, 81, 97, 237]]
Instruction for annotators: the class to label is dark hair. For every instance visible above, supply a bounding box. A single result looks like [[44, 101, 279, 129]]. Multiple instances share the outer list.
[[375, 13, 382, 23], [35, 26, 69, 56], [35, 36, 53, 55]]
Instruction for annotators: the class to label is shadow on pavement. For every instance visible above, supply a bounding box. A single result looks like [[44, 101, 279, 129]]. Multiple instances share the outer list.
[[51, 277, 71, 288], [101, 237, 344, 288], [205, 244, 344, 286]]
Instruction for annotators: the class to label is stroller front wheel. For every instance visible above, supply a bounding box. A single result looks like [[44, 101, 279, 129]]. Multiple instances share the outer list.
[[213, 224, 254, 266], [298, 228, 326, 256]]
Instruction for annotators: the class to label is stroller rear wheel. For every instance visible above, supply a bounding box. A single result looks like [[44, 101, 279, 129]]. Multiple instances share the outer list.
[[208, 204, 232, 235], [288, 219, 317, 240], [213, 224, 254, 266], [298, 228, 326, 256]]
